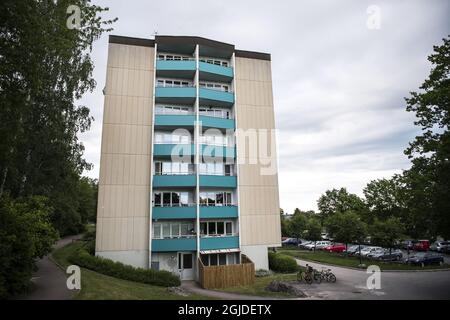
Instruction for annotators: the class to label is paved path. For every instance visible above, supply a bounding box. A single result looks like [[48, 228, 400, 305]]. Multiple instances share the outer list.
[[16, 235, 82, 300], [294, 258, 450, 300]]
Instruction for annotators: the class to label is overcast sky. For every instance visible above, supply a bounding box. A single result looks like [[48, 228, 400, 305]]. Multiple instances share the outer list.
[[78, 0, 450, 214]]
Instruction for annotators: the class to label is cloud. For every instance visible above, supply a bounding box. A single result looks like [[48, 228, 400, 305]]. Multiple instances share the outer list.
[[77, 0, 450, 213]]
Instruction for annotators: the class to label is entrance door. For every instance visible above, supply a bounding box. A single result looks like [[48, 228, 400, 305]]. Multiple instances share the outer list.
[[178, 252, 194, 280]]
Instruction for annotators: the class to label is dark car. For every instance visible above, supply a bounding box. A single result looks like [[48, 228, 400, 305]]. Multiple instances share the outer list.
[[282, 238, 300, 246], [405, 252, 444, 266], [377, 249, 403, 261]]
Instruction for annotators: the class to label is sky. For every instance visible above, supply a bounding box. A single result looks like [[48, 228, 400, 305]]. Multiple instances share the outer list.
[[78, 0, 450, 214]]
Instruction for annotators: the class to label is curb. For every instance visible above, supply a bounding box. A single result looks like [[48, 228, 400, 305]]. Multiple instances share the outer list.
[[292, 257, 450, 273]]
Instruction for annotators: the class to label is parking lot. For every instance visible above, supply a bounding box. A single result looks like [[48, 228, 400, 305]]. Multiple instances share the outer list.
[[294, 258, 450, 300]]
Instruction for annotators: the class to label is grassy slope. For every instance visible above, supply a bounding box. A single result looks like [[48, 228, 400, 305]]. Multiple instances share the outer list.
[[52, 242, 209, 300], [279, 249, 450, 271]]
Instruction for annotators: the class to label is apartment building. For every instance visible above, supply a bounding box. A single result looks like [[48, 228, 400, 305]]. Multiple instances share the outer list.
[[95, 35, 280, 281]]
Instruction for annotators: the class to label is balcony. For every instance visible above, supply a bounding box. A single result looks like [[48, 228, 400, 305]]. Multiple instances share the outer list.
[[152, 237, 196, 252], [155, 114, 195, 128], [153, 143, 195, 157], [199, 61, 233, 82], [199, 115, 235, 130], [200, 205, 238, 219], [199, 88, 234, 107], [155, 87, 196, 104], [200, 236, 239, 251], [153, 174, 196, 187], [152, 206, 196, 220], [199, 175, 237, 188], [201, 144, 235, 158], [156, 60, 196, 79]]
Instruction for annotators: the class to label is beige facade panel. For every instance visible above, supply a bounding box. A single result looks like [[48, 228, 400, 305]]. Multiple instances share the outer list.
[[235, 56, 281, 247], [96, 43, 155, 259]]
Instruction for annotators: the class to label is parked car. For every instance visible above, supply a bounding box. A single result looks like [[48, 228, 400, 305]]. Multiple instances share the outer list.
[[315, 241, 332, 250], [324, 243, 346, 253], [367, 248, 386, 259], [298, 241, 312, 249], [376, 249, 403, 261], [402, 240, 415, 250], [405, 252, 444, 266], [413, 240, 430, 251], [430, 241, 450, 253], [356, 246, 382, 257], [345, 244, 366, 255], [282, 238, 300, 246]]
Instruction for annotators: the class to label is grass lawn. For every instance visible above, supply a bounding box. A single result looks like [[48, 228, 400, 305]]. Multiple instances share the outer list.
[[52, 242, 209, 300], [279, 249, 450, 271], [219, 273, 299, 298]]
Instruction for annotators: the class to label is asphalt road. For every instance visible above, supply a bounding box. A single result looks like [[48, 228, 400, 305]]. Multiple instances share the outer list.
[[294, 258, 450, 300], [15, 235, 81, 300]]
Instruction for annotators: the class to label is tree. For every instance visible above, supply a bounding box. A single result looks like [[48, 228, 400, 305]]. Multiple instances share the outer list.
[[304, 217, 322, 251], [325, 211, 367, 252], [317, 188, 367, 222], [363, 176, 406, 222], [0, 0, 116, 235], [288, 213, 308, 242], [370, 217, 405, 253], [402, 36, 450, 239], [0, 196, 58, 298]]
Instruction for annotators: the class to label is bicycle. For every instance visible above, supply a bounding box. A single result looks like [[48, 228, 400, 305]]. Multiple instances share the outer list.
[[319, 268, 336, 283], [296, 269, 313, 284]]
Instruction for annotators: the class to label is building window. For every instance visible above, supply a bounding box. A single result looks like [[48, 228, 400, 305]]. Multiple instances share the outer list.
[[153, 222, 194, 239], [200, 221, 234, 237], [199, 192, 233, 206], [154, 191, 191, 207]]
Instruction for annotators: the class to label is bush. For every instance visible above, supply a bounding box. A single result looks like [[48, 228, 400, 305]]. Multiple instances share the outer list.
[[83, 228, 96, 241], [268, 252, 298, 273], [84, 240, 95, 256], [68, 247, 180, 287]]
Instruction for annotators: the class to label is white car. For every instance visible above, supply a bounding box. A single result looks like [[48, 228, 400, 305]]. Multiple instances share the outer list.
[[315, 241, 332, 250], [358, 246, 382, 257]]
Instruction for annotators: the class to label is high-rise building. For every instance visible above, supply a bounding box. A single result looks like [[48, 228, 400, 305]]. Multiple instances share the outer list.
[[96, 35, 280, 281]]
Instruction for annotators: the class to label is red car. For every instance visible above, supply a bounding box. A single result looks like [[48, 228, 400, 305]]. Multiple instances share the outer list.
[[324, 243, 346, 253], [413, 240, 430, 251]]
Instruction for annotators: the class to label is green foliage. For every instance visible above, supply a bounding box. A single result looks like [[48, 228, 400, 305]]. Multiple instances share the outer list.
[[370, 217, 404, 249], [325, 211, 367, 246], [402, 36, 450, 239], [268, 252, 298, 273], [0, 0, 113, 236], [287, 212, 308, 240], [317, 188, 367, 222], [304, 217, 322, 242], [68, 247, 180, 287], [0, 196, 58, 298]]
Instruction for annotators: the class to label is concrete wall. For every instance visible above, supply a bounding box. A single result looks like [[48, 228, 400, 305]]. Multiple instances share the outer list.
[[235, 56, 281, 269], [95, 43, 155, 268]]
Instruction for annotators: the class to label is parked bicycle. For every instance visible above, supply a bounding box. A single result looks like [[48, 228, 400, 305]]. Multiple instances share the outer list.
[[318, 268, 336, 283]]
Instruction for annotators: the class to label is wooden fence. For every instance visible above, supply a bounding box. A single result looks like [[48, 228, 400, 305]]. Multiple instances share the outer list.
[[198, 254, 255, 289]]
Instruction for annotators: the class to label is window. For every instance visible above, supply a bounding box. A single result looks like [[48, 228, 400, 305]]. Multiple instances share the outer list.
[[163, 193, 171, 207], [207, 193, 215, 206], [153, 224, 161, 239], [201, 254, 208, 266], [216, 193, 223, 206], [180, 193, 188, 206], [217, 222, 224, 235], [226, 222, 232, 235], [171, 223, 180, 237], [171, 192, 180, 206], [219, 254, 227, 265], [210, 254, 218, 266], [225, 192, 232, 205], [200, 222, 207, 236], [154, 193, 161, 207], [208, 222, 216, 235], [162, 223, 170, 238], [183, 254, 193, 269]]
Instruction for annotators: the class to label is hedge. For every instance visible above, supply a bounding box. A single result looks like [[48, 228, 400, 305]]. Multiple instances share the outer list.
[[68, 247, 180, 287], [268, 252, 299, 273]]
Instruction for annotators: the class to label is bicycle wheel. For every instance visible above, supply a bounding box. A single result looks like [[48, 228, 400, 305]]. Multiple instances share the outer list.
[[296, 271, 303, 282], [327, 273, 336, 283], [304, 274, 313, 285]]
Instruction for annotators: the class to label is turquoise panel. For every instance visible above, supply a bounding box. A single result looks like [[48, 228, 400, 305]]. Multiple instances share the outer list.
[[200, 236, 239, 250], [152, 238, 196, 252], [200, 206, 238, 218], [156, 60, 196, 71], [199, 175, 237, 188], [153, 144, 195, 157], [155, 87, 196, 98], [199, 88, 234, 104], [155, 115, 195, 127], [199, 61, 233, 78], [153, 175, 196, 187], [199, 115, 235, 129], [200, 144, 235, 158], [152, 206, 196, 219]]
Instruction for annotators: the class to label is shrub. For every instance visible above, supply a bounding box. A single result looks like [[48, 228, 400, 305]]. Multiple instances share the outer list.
[[68, 247, 180, 287], [83, 228, 96, 241], [84, 240, 95, 256], [268, 252, 298, 273]]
